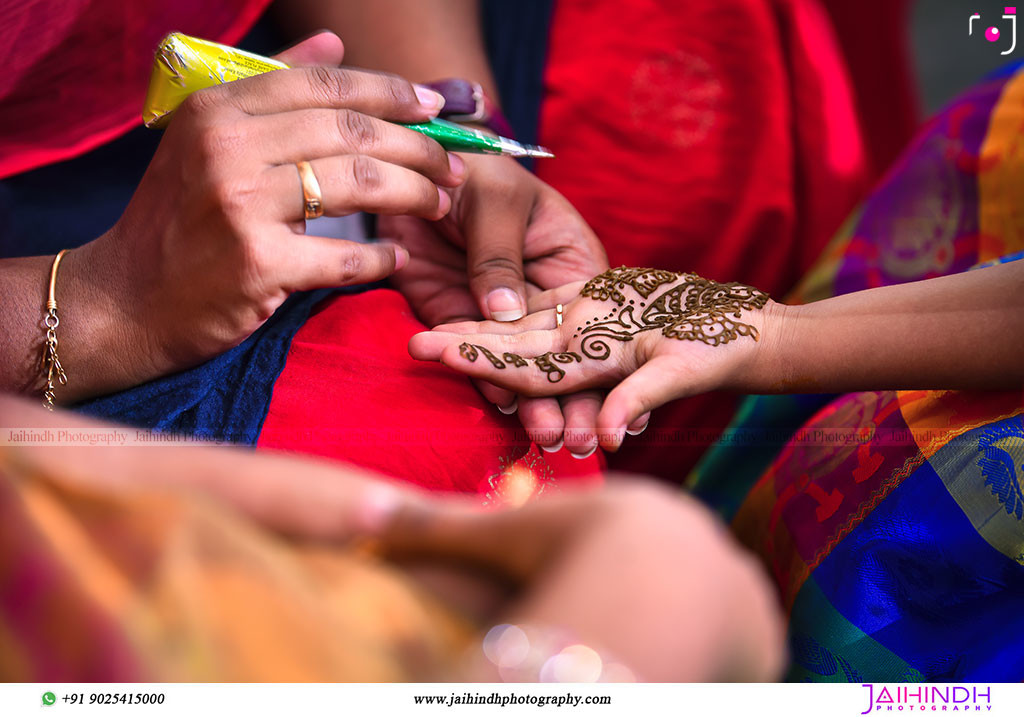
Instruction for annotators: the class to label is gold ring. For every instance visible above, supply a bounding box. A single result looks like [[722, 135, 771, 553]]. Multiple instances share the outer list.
[[296, 161, 323, 220], [555, 303, 564, 327]]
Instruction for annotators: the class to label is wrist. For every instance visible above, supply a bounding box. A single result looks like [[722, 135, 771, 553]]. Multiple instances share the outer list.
[[57, 238, 164, 401], [736, 299, 801, 394]]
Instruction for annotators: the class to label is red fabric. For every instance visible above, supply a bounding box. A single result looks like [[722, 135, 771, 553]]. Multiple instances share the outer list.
[[534, 0, 906, 480], [259, 290, 603, 495], [821, 0, 920, 178], [0, 0, 272, 180]]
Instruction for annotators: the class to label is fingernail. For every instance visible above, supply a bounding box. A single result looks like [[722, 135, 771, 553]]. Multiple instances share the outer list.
[[569, 445, 597, 460], [356, 486, 401, 534], [541, 439, 564, 454], [393, 245, 409, 271], [487, 288, 525, 322], [414, 85, 446, 114], [379, 242, 409, 271], [436, 187, 452, 217], [602, 426, 627, 453], [626, 421, 649, 436], [497, 398, 518, 415], [447, 152, 466, 179]]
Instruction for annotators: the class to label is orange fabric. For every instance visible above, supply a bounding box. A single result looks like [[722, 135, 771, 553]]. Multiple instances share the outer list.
[[0, 450, 471, 681]]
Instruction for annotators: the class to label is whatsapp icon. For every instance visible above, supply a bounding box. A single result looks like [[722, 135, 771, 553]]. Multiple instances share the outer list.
[[42, 691, 56, 706]]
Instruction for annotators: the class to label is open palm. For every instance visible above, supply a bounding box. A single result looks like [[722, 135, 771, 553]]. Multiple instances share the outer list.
[[410, 268, 776, 450]]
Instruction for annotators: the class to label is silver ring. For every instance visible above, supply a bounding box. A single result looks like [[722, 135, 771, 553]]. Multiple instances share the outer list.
[[555, 303, 564, 328]]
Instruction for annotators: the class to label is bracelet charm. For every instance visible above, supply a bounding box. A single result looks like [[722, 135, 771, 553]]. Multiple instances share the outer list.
[[40, 249, 69, 410]]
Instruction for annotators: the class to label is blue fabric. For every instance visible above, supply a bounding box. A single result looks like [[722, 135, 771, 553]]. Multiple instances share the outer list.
[[77, 289, 340, 444], [811, 454, 1024, 681], [0, 127, 162, 258], [481, 0, 556, 169], [984, 60, 1024, 80], [971, 249, 1024, 270]]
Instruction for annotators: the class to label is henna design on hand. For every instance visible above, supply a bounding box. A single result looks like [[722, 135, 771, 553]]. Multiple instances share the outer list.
[[454, 268, 769, 387], [533, 351, 582, 383], [580, 267, 679, 306], [458, 343, 581, 384], [580, 272, 770, 354], [461, 342, 507, 368]]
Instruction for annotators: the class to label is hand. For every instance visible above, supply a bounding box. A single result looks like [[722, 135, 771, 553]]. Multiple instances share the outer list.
[[66, 32, 466, 394], [3, 393, 784, 682], [383, 155, 609, 454], [385, 154, 607, 326], [410, 267, 782, 452], [380, 478, 786, 681]]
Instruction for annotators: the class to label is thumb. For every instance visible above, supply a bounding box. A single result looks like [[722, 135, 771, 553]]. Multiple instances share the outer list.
[[273, 30, 345, 67], [597, 356, 690, 452], [465, 197, 530, 322], [281, 236, 409, 291]]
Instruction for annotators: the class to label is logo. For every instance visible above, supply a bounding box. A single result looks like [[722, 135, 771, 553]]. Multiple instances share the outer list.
[[861, 684, 993, 714], [970, 7, 1018, 54], [41, 692, 56, 706]]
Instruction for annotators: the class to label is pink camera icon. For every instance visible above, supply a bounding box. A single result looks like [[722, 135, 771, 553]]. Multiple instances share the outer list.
[[970, 8, 1018, 54]]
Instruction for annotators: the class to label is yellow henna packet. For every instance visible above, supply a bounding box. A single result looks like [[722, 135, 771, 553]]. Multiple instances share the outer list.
[[142, 32, 553, 157], [143, 32, 287, 128]]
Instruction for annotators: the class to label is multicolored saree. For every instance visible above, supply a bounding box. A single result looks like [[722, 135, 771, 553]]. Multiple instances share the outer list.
[[688, 63, 1024, 682], [0, 449, 473, 681]]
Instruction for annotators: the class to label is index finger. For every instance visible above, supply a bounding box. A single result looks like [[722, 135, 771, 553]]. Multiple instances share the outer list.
[[207, 65, 445, 122], [438, 338, 608, 397]]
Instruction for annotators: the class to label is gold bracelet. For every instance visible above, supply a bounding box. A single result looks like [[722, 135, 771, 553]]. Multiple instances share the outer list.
[[40, 250, 69, 410]]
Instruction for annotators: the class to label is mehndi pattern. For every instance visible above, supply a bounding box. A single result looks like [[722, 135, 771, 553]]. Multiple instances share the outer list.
[[458, 267, 769, 383]]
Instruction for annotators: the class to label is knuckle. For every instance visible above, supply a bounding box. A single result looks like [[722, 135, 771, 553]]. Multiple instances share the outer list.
[[349, 155, 383, 193], [419, 134, 449, 172], [470, 254, 523, 280], [196, 120, 246, 164], [380, 72, 415, 106], [209, 175, 258, 218], [178, 87, 220, 118], [338, 250, 365, 282], [307, 66, 352, 105], [337, 109, 378, 151], [419, 178, 440, 209]]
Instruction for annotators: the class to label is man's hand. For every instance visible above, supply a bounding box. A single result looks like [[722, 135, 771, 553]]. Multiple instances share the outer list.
[[383, 154, 608, 327], [385, 154, 609, 455], [7, 32, 468, 402]]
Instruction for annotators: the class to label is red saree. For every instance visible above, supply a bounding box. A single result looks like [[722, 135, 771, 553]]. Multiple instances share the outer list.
[[533, 0, 918, 479], [0, 0, 273, 179]]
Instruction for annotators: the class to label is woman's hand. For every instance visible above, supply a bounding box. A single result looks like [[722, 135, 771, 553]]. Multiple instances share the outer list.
[[55, 32, 466, 398], [410, 267, 782, 452]]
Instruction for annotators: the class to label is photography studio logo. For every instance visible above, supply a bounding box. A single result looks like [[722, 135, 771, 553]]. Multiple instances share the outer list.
[[970, 8, 1018, 54], [860, 684, 993, 714]]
